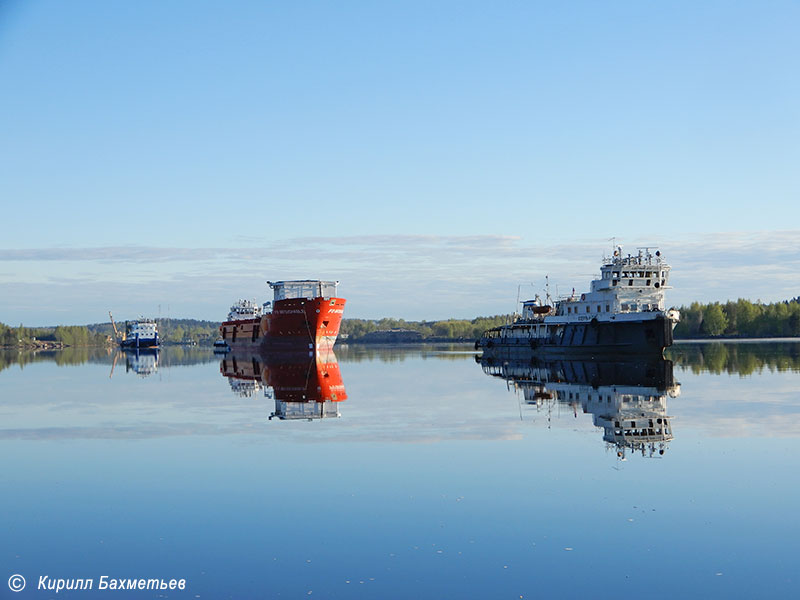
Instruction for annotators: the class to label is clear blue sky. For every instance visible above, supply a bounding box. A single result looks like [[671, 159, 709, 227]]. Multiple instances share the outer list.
[[1, 1, 798, 324]]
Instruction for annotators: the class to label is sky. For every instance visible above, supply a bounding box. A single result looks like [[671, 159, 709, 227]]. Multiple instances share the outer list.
[[1, 1, 798, 325]]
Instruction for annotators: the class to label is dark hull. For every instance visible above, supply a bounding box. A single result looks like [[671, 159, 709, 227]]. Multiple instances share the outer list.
[[478, 354, 675, 390], [120, 338, 159, 349], [477, 316, 673, 357]]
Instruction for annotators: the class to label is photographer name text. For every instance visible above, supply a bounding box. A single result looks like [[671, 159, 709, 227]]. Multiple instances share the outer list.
[[37, 575, 187, 593]]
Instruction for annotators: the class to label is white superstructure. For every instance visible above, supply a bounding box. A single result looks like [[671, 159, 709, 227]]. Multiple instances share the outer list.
[[127, 319, 157, 339], [121, 318, 159, 347], [227, 299, 263, 321], [520, 247, 677, 324], [267, 280, 339, 301]]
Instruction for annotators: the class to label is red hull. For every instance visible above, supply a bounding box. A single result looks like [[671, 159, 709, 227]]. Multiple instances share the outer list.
[[220, 297, 346, 350]]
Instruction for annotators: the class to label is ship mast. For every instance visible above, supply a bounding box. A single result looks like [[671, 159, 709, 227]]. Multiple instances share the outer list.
[[545, 275, 552, 306]]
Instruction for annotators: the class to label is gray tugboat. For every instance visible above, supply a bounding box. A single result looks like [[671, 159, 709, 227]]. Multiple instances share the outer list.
[[476, 246, 680, 356]]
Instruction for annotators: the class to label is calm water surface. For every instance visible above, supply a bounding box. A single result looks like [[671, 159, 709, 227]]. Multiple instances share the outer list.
[[1, 342, 799, 599]]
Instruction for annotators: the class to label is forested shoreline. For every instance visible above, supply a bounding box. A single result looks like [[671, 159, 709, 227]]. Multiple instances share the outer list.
[[2, 298, 799, 348], [339, 315, 512, 341], [0, 316, 514, 347], [0, 320, 220, 348], [672, 298, 800, 338]]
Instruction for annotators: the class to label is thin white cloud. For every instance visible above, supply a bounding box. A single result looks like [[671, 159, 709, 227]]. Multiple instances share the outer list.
[[1, 231, 798, 323]]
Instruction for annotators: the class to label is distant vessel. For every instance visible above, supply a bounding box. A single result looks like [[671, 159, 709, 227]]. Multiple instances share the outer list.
[[220, 280, 346, 351], [119, 318, 159, 349], [477, 247, 680, 355]]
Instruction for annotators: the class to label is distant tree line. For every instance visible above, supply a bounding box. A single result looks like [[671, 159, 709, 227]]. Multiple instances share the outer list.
[[1, 319, 223, 348], [0, 323, 108, 347], [341, 315, 512, 342], [158, 319, 221, 344], [53, 325, 108, 346], [4, 298, 799, 348], [87, 319, 221, 345], [673, 298, 800, 338]]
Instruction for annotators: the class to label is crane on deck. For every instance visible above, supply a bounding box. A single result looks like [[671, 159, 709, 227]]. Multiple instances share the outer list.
[[109, 311, 123, 342]]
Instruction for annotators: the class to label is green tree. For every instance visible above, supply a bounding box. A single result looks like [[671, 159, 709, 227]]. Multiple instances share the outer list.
[[701, 304, 728, 336]]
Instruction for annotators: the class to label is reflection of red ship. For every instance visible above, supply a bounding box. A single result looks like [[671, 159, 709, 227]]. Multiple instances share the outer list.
[[220, 280, 346, 351], [220, 349, 347, 420]]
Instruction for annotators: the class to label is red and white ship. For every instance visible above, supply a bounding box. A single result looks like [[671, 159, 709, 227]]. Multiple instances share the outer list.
[[219, 280, 346, 351]]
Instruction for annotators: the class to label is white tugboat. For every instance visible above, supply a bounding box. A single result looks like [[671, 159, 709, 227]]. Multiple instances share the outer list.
[[477, 246, 680, 355], [119, 318, 159, 349]]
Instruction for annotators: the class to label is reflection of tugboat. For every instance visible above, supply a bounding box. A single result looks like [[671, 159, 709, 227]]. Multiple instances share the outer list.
[[213, 339, 230, 354], [122, 348, 159, 377], [219, 349, 347, 420], [479, 354, 679, 458], [476, 247, 680, 355]]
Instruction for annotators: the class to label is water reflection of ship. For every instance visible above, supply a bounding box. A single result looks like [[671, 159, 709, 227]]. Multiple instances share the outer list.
[[479, 355, 680, 458], [219, 350, 347, 420], [118, 347, 159, 377]]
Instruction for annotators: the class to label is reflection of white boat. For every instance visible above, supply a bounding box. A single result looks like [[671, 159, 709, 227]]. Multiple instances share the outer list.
[[229, 377, 262, 398], [122, 347, 159, 377], [213, 339, 230, 353], [479, 355, 679, 458]]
